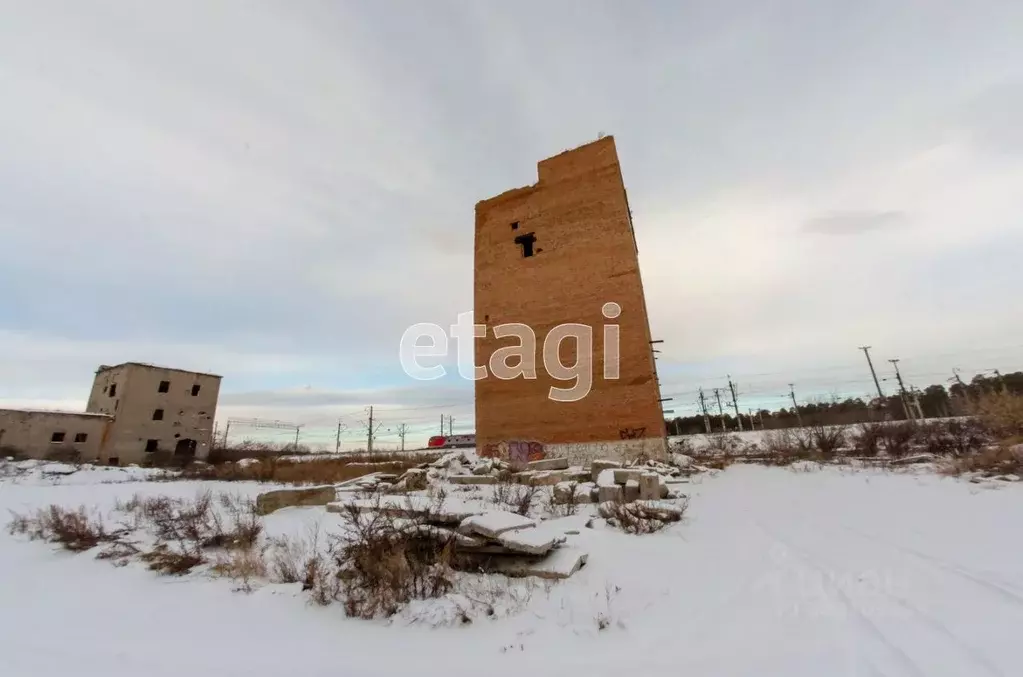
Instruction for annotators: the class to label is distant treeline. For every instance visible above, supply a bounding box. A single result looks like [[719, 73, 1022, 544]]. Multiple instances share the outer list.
[[665, 371, 1023, 436]]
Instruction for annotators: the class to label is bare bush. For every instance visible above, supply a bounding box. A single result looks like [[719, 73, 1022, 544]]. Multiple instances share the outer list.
[[139, 544, 205, 575], [325, 502, 455, 618], [941, 444, 1023, 477], [265, 528, 324, 589], [491, 481, 539, 516], [7, 505, 119, 552], [115, 491, 261, 553], [600, 497, 688, 534], [880, 421, 917, 458], [970, 391, 1023, 438], [852, 423, 885, 457], [810, 423, 847, 459]]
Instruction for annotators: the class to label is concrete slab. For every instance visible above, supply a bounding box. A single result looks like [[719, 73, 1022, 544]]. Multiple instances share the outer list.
[[460, 511, 536, 539], [528, 457, 569, 471]]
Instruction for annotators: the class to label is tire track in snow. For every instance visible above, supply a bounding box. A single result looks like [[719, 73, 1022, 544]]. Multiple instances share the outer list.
[[831, 523, 1023, 608], [755, 519, 1007, 677], [752, 519, 926, 677]]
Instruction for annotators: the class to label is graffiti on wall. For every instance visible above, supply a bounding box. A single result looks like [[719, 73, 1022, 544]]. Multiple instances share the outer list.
[[618, 427, 646, 440], [480, 440, 547, 466]]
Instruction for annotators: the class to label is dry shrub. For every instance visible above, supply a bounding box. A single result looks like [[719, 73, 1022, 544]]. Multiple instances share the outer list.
[[115, 491, 261, 552], [265, 529, 324, 590], [852, 423, 885, 457], [600, 497, 689, 534], [7, 505, 119, 552], [760, 429, 816, 465], [810, 423, 847, 459], [941, 444, 1023, 477], [970, 391, 1023, 438], [917, 419, 991, 457], [211, 548, 268, 589], [491, 480, 539, 516], [139, 544, 205, 575], [880, 421, 917, 459], [325, 503, 455, 618]]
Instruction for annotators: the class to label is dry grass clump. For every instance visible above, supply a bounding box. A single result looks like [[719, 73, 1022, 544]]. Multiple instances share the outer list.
[[940, 443, 1023, 477], [7, 505, 120, 552], [491, 480, 540, 516], [970, 391, 1023, 438]]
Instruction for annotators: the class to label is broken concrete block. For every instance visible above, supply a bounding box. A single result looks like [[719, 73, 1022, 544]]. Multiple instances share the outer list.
[[528, 457, 569, 471], [539, 513, 593, 534], [598, 484, 623, 503], [563, 467, 591, 482], [497, 527, 564, 555], [553, 481, 577, 504], [491, 546, 588, 579], [596, 468, 618, 487], [449, 474, 498, 485], [574, 482, 596, 503], [624, 479, 640, 502], [634, 500, 686, 520], [391, 468, 428, 492], [529, 471, 565, 486], [471, 459, 494, 475], [613, 468, 645, 485], [328, 495, 480, 525], [638, 472, 660, 501], [591, 459, 622, 482], [460, 511, 536, 539], [255, 486, 336, 515]]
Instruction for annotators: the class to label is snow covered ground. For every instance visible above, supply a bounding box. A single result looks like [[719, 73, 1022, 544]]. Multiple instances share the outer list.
[[2, 460, 1022, 676]]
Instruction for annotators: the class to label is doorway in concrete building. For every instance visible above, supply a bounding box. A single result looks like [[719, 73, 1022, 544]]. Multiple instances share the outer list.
[[174, 438, 197, 458]]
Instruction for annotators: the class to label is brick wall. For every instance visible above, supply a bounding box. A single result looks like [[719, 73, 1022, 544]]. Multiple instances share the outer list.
[[474, 136, 666, 463]]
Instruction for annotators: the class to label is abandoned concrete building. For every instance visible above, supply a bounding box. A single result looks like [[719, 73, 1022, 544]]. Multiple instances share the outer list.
[[474, 136, 667, 466], [0, 362, 221, 465]]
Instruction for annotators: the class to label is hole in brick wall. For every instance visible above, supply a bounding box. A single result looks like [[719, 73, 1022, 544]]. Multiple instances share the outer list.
[[158, 380, 170, 393], [511, 221, 519, 230], [514, 232, 537, 258], [145, 439, 159, 452], [152, 409, 164, 421]]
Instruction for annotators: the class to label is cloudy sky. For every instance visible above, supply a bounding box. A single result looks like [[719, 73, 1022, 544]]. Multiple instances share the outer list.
[[2, 1, 1022, 448]]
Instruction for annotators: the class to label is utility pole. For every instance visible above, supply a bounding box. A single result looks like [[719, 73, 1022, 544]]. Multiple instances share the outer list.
[[859, 346, 885, 403], [789, 384, 803, 428], [888, 360, 914, 421], [698, 388, 712, 434], [335, 419, 347, 454], [362, 406, 383, 453], [727, 375, 743, 432], [395, 423, 410, 452], [713, 388, 726, 433], [447, 415, 454, 436], [748, 408, 756, 431], [440, 415, 445, 436], [293, 425, 302, 451]]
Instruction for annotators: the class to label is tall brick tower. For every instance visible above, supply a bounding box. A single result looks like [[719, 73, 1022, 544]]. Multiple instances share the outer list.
[[474, 136, 667, 466]]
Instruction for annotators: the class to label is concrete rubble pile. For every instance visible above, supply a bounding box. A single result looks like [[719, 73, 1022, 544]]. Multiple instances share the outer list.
[[326, 496, 591, 579], [554, 456, 700, 506]]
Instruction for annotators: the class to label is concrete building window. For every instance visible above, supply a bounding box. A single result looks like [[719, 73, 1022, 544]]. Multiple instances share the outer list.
[[158, 380, 170, 393], [109, 384, 116, 397], [74, 433, 88, 443], [514, 232, 537, 257], [50, 431, 66, 443], [191, 384, 201, 396], [153, 408, 164, 421], [145, 439, 159, 452]]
